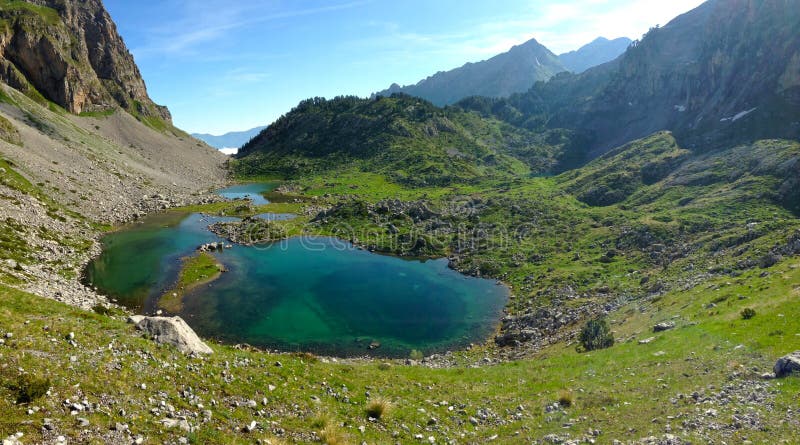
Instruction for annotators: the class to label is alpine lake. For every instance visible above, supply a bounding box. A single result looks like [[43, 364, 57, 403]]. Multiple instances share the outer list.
[[85, 183, 509, 358]]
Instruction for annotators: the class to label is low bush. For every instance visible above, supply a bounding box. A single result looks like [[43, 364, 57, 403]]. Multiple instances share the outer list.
[[579, 318, 615, 351]]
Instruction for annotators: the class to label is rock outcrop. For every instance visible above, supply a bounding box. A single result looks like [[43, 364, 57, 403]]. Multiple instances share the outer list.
[[653, 321, 676, 333], [0, 0, 170, 119], [134, 316, 213, 355], [774, 351, 800, 378]]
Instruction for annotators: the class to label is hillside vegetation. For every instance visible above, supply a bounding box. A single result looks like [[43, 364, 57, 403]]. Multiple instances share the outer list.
[[1, 0, 800, 443], [233, 95, 570, 186]]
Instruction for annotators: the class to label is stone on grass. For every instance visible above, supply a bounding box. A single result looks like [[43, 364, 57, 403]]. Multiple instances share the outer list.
[[160, 418, 192, 432], [135, 316, 212, 354], [127, 315, 145, 325], [774, 351, 800, 378], [653, 322, 676, 333]]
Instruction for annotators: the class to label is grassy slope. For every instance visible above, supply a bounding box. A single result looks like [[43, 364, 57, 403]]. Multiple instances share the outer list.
[[231, 95, 564, 186], [1, 259, 799, 444]]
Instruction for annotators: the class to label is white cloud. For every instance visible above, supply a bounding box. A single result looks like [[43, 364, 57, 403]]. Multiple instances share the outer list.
[[133, 0, 372, 57], [224, 67, 271, 84]]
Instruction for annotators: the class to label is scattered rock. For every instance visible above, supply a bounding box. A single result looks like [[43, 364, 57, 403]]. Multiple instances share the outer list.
[[774, 351, 800, 377], [2, 432, 24, 445], [198, 242, 225, 252], [127, 315, 145, 324], [653, 322, 676, 332], [160, 418, 192, 432], [134, 316, 213, 354]]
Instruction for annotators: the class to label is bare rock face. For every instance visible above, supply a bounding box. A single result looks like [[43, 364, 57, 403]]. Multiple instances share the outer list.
[[135, 316, 213, 355], [0, 0, 170, 120]]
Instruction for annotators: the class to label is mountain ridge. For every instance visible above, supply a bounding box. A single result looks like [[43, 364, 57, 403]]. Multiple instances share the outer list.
[[558, 36, 632, 73], [457, 0, 800, 163], [374, 37, 566, 106], [192, 125, 267, 150], [233, 94, 568, 185]]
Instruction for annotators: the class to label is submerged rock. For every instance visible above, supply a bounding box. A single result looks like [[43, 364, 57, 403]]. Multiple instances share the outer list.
[[774, 351, 800, 377], [135, 316, 213, 354]]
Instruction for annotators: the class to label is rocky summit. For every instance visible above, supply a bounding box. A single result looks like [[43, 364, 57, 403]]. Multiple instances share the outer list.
[[0, 0, 168, 118]]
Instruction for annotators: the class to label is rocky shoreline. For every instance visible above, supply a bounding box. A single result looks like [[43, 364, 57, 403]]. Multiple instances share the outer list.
[[0, 181, 225, 310]]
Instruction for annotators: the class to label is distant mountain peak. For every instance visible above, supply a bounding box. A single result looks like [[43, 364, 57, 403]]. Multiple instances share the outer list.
[[192, 126, 268, 150], [459, 0, 800, 161], [558, 36, 632, 73], [374, 37, 566, 106]]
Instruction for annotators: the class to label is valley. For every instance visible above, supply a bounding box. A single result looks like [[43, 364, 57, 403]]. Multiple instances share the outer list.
[[0, 0, 799, 444]]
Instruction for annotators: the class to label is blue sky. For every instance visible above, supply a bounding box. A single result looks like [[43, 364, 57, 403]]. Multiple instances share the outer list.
[[104, 0, 704, 135]]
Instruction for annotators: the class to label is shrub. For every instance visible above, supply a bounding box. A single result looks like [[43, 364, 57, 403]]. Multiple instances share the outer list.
[[579, 318, 615, 351], [409, 349, 424, 361], [558, 389, 574, 407], [741, 308, 756, 320], [366, 397, 392, 420], [10, 374, 50, 404], [92, 304, 111, 315]]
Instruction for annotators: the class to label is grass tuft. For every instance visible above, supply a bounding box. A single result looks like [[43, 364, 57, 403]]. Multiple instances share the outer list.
[[365, 397, 392, 420], [558, 389, 574, 408], [318, 425, 349, 445]]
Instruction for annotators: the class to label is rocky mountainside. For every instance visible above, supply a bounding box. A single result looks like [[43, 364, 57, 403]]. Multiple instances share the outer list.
[[374, 37, 566, 106], [0, 0, 169, 120], [558, 36, 631, 73], [460, 0, 800, 162], [0, 0, 226, 307], [192, 125, 267, 150]]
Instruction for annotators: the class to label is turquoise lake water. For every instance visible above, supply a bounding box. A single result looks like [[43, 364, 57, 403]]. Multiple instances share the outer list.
[[214, 182, 277, 205], [84, 186, 508, 357]]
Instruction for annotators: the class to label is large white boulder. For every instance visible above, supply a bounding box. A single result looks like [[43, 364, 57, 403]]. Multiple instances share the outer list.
[[135, 316, 213, 355]]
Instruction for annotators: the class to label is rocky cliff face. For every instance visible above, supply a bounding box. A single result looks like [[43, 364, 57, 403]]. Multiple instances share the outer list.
[[462, 0, 800, 162], [0, 0, 169, 120]]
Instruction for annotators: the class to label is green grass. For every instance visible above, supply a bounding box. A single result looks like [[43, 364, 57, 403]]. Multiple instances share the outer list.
[[157, 252, 223, 313], [1, 256, 800, 443], [0, 113, 21, 145], [0, 0, 61, 26], [0, 88, 17, 106], [245, 134, 800, 319], [78, 108, 116, 118]]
